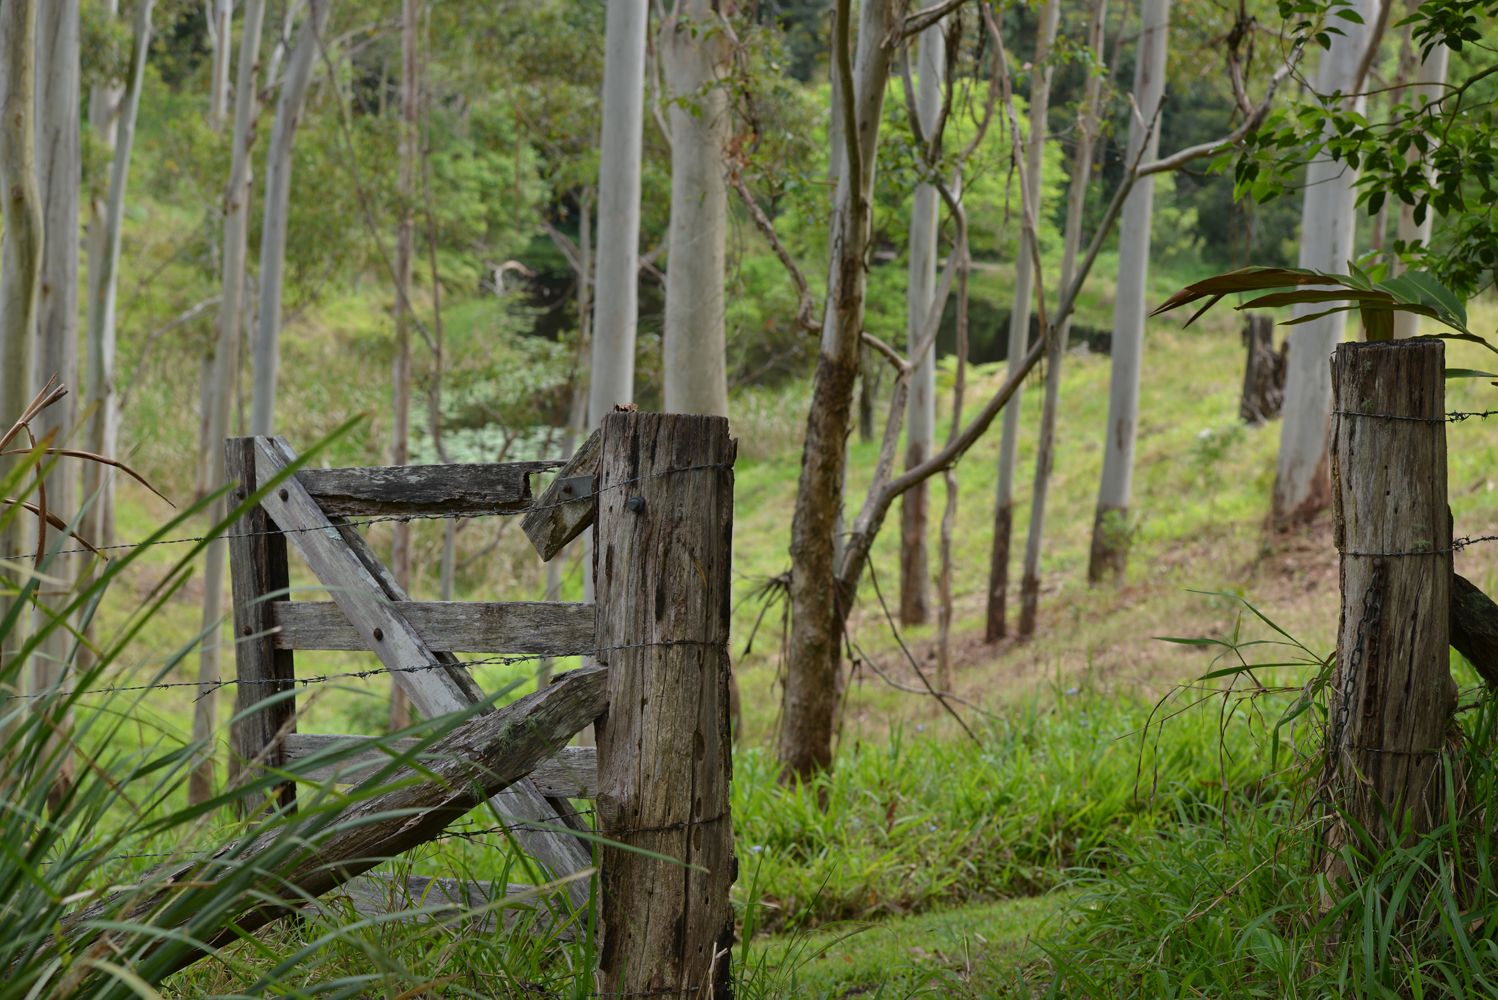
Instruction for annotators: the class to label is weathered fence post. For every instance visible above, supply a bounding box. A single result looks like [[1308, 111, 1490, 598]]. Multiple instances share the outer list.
[[225, 437, 297, 814], [594, 412, 736, 997], [1326, 338, 1456, 874]]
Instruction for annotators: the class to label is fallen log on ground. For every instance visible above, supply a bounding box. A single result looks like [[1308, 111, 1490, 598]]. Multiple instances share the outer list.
[[54, 665, 606, 994]]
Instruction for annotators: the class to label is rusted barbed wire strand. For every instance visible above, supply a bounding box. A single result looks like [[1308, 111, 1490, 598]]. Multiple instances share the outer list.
[[1331, 408, 1498, 424], [0, 461, 736, 562]]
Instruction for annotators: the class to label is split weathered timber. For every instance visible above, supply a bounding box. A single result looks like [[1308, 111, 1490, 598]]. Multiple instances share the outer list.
[[283, 734, 596, 797], [296, 460, 558, 517], [1451, 572, 1498, 688], [271, 600, 596, 655], [225, 437, 297, 814], [521, 427, 601, 560], [253, 436, 594, 904], [1327, 337, 1456, 871], [57, 667, 606, 991], [594, 412, 735, 998], [333, 874, 578, 939]]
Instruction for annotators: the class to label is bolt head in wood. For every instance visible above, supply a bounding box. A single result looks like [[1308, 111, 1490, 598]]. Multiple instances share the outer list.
[[626, 495, 645, 513], [278, 488, 290, 502], [372, 627, 384, 642]]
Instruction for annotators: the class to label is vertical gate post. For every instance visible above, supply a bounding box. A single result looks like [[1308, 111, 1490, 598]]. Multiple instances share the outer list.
[[225, 436, 297, 815], [1327, 338, 1455, 870], [594, 412, 736, 997]]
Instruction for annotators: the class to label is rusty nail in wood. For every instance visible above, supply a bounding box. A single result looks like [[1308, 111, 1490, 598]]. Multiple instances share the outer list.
[[242, 625, 253, 636], [626, 495, 645, 513], [373, 628, 384, 642]]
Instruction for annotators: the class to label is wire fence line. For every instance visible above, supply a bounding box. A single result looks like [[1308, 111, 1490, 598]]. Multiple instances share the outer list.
[[0, 461, 735, 563]]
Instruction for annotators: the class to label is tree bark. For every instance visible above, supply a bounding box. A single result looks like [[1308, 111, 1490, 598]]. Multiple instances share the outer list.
[[779, 0, 899, 781], [252, 0, 331, 437], [986, 0, 1059, 642], [32, 0, 81, 808], [588, 0, 648, 424], [1271, 0, 1373, 529], [899, 8, 945, 627], [661, 0, 730, 419], [1017, 0, 1107, 639], [81, 0, 151, 556], [1324, 337, 1454, 883], [1088, 0, 1171, 584], [207, 0, 234, 131], [1237, 313, 1286, 424], [193, 0, 267, 805]]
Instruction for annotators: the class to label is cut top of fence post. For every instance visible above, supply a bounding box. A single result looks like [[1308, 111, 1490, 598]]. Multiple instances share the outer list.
[[1328, 336, 1455, 868], [593, 412, 736, 999]]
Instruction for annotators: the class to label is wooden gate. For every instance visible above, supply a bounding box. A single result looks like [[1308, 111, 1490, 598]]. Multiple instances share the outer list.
[[226, 412, 736, 996]]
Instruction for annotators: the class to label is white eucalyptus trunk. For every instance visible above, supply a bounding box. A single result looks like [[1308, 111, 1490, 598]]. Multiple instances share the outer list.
[[1390, 43, 1448, 339], [587, 0, 647, 425], [661, 0, 730, 418], [208, 0, 233, 131], [32, 0, 80, 801], [1271, 0, 1373, 527], [82, 0, 152, 552], [985, 0, 1059, 642], [1088, 0, 1171, 582], [898, 10, 945, 627], [252, 0, 331, 436], [1017, 0, 1107, 639], [193, 0, 266, 805]]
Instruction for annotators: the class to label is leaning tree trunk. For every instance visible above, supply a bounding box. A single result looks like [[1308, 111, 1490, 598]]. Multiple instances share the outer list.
[[1271, 0, 1373, 529], [779, 0, 899, 781], [388, 0, 419, 733], [1087, 0, 1171, 583], [32, 0, 81, 807], [1017, 0, 1107, 639], [986, 0, 1059, 642], [82, 0, 152, 556], [588, 0, 647, 423], [252, 0, 331, 437], [661, 0, 730, 419], [899, 7, 946, 627], [1323, 337, 1455, 892], [1390, 41, 1448, 339], [193, 0, 267, 806]]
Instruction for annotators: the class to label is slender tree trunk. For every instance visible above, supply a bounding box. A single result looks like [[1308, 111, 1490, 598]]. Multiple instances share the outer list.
[[661, 0, 729, 418], [193, 0, 266, 806], [588, 0, 647, 424], [388, 0, 419, 733], [1017, 0, 1107, 639], [936, 224, 969, 690], [252, 0, 331, 437], [1390, 43, 1447, 339], [985, 0, 1059, 642], [82, 0, 151, 554], [32, 0, 80, 807], [899, 9, 945, 627], [1271, 0, 1373, 528], [779, 0, 899, 781], [207, 0, 233, 132], [1088, 0, 1171, 582]]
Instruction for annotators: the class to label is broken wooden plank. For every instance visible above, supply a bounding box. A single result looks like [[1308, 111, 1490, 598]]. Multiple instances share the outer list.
[[330, 874, 578, 939], [59, 666, 606, 992], [521, 428, 601, 561], [1451, 572, 1498, 688], [283, 735, 596, 797], [254, 436, 594, 901], [271, 600, 596, 656], [297, 460, 559, 517]]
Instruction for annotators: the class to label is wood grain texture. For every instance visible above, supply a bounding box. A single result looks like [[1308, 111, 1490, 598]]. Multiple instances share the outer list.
[[61, 667, 607, 990], [254, 436, 594, 902], [521, 428, 601, 560], [225, 437, 297, 814], [296, 460, 558, 517], [1329, 338, 1456, 865], [283, 734, 596, 797], [333, 874, 577, 938], [270, 600, 596, 655], [594, 413, 736, 998]]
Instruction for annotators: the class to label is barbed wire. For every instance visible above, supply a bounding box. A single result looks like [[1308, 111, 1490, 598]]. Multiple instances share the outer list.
[[1332, 408, 1498, 424], [0, 461, 734, 563]]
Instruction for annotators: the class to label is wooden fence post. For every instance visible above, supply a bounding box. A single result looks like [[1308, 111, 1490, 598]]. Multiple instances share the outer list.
[[1327, 338, 1456, 873], [225, 437, 297, 814], [594, 412, 736, 998]]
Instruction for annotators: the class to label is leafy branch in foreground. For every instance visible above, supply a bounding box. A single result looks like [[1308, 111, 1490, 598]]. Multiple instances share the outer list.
[[1152, 264, 1490, 354]]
